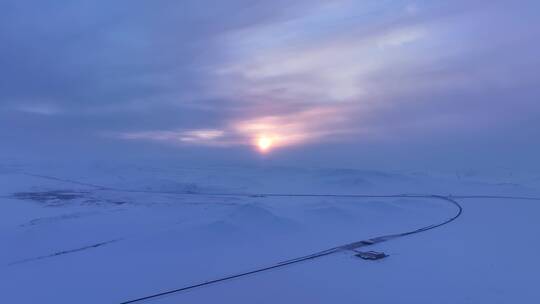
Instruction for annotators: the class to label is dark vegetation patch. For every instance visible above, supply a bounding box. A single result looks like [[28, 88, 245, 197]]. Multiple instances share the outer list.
[[11, 190, 128, 207], [12, 190, 89, 206]]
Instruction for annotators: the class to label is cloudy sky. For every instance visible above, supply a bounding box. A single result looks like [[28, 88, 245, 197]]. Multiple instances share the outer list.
[[1, 0, 539, 170]]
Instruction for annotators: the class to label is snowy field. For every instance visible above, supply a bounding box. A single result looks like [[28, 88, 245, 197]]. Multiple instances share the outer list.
[[1, 162, 540, 303]]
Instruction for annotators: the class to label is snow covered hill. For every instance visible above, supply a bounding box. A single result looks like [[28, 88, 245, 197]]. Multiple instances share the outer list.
[[1, 162, 539, 303]]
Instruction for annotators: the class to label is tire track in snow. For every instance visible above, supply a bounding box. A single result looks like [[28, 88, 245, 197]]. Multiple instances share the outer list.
[[8, 239, 122, 266]]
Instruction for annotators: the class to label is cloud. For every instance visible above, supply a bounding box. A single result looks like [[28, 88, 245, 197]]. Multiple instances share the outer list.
[[119, 129, 225, 144], [101, 1, 540, 153], [117, 105, 362, 151], [232, 106, 356, 147], [14, 104, 63, 115], [0, 0, 319, 110], [1, 0, 540, 168]]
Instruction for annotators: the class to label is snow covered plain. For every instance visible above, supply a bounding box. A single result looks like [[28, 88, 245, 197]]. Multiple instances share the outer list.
[[1, 162, 540, 303]]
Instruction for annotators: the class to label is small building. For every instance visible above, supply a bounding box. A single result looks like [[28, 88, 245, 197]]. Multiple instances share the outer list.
[[355, 251, 388, 260]]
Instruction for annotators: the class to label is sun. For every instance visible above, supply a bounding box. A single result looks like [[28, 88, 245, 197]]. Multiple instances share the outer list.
[[257, 136, 274, 152]]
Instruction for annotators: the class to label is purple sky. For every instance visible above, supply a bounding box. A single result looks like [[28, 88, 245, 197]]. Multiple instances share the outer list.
[[1, 1, 539, 170]]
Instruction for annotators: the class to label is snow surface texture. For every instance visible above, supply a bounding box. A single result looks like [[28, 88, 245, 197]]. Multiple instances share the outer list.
[[1, 162, 540, 303]]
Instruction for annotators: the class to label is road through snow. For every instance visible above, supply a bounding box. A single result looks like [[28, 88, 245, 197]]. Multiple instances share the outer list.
[[4, 170, 540, 304]]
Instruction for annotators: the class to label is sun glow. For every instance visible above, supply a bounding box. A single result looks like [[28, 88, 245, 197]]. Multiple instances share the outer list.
[[257, 136, 274, 152]]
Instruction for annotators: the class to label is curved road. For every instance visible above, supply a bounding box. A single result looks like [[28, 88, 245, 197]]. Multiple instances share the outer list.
[[118, 195, 462, 304]]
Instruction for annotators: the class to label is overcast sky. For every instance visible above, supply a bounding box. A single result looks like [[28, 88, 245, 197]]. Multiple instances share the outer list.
[[1, 0, 539, 171]]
